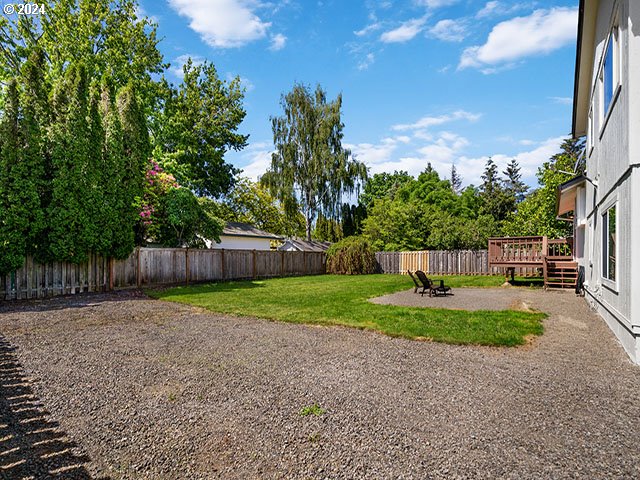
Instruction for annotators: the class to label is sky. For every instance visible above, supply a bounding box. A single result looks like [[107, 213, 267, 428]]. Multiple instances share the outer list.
[[140, 0, 580, 188]]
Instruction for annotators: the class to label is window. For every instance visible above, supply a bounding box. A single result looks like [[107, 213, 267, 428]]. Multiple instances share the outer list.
[[602, 204, 616, 281], [601, 25, 619, 120]]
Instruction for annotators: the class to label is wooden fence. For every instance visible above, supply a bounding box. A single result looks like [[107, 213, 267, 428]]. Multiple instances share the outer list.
[[1, 248, 326, 301], [375, 250, 541, 276]]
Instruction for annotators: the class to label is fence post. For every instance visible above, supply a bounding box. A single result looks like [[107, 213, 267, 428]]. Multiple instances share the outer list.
[[109, 257, 114, 291], [221, 249, 225, 280], [303, 251, 307, 275], [252, 249, 257, 279], [136, 247, 141, 288], [281, 250, 285, 276]]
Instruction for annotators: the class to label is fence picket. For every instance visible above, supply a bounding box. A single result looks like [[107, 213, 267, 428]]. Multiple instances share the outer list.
[[375, 250, 542, 277]]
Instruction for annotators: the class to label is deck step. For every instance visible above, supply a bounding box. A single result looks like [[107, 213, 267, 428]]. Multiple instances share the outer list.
[[544, 259, 578, 289]]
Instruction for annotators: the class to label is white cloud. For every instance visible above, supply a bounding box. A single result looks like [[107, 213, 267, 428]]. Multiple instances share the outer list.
[[357, 53, 375, 71], [270, 33, 287, 51], [171, 54, 205, 78], [550, 96, 572, 105], [239, 145, 273, 181], [363, 131, 468, 177], [380, 17, 428, 43], [345, 137, 399, 166], [456, 136, 565, 186], [349, 131, 564, 187], [459, 7, 578, 71], [168, 0, 271, 48], [428, 19, 467, 42], [476, 1, 500, 18], [354, 22, 382, 37], [476, 1, 531, 19], [392, 110, 481, 131], [415, 0, 459, 8]]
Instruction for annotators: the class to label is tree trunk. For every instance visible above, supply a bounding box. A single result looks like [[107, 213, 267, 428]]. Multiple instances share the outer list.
[[305, 215, 312, 241]]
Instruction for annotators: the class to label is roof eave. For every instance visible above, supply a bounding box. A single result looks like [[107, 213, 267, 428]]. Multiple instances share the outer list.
[[572, 0, 597, 138]]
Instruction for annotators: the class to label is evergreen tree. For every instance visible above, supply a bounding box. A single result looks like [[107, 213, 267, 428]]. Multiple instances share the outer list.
[[450, 164, 462, 194], [0, 80, 27, 273], [20, 49, 51, 261], [502, 158, 527, 204], [503, 138, 585, 238], [48, 64, 93, 263], [110, 83, 148, 258], [341, 203, 367, 237], [479, 157, 512, 222]]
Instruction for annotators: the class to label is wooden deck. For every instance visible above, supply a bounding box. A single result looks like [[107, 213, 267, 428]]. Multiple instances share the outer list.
[[488, 237, 577, 289]]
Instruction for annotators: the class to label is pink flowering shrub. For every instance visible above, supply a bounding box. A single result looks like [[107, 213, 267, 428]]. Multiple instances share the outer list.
[[137, 160, 180, 241]]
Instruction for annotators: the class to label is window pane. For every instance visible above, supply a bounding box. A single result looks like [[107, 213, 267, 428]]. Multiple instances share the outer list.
[[608, 206, 616, 281], [604, 38, 614, 113]]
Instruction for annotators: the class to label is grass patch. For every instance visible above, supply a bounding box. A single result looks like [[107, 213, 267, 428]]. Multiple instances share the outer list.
[[148, 274, 545, 347], [299, 403, 325, 417]]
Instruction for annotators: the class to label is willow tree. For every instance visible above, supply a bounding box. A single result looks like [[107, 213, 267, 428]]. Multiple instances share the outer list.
[[264, 83, 367, 240]]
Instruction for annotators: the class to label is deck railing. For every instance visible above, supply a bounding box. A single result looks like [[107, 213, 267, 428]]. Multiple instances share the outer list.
[[488, 236, 573, 266]]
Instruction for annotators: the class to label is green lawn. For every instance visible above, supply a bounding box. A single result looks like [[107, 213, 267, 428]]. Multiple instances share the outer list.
[[149, 274, 545, 347]]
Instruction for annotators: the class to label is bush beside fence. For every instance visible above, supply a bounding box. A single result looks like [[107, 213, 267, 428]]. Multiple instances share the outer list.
[[1, 248, 326, 301]]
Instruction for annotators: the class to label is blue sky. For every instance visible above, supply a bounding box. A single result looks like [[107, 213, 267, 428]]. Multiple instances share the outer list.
[[140, 0, 579, 188]]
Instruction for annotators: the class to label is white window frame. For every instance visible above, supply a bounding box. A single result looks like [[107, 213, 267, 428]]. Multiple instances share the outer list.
[[601, 200, 618, 289], [599, 20, 621, 135]]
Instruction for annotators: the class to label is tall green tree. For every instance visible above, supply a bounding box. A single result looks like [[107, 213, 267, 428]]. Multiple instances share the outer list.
[[19, 49, 49, 260], [450, 164, 462, 194], [0, 0, 165, 115], [479, 157, 512, 222], [159, 188, 223, 248], [358, 170, 413, 210], [0, 80, 28, 273], [264, 83, 367, 240], [502, 158, 527, 204], [313, 214, 343, 242], [155, 59, 247, 198], [503, 138, 585, 238], [47, 64, 94, 263], [341, 203, 367, 237], [203, 177, 305, 238], [113, 83, 150, 257]]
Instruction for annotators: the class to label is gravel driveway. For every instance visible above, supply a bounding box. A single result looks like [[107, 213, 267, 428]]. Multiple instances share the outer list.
[[1, 288, 639, 479]]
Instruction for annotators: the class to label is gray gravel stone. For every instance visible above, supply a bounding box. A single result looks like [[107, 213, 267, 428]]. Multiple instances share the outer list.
[[0, 288, 639, 479]]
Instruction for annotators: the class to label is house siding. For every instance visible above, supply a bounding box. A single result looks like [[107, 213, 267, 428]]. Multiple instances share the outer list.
[[581, 0, 640, 362], [212, 236, 272, 251]]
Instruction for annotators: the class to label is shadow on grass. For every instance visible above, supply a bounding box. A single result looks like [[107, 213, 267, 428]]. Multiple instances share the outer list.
[[0, 336, 105, 479], [149, 280, 267, 298]]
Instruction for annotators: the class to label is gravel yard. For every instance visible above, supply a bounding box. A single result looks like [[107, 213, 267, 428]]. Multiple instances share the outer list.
[[369, 287, 531, 311], [1, 288, 640, 479]]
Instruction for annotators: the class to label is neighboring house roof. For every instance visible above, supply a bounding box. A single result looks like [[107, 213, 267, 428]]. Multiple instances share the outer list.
[[222, 222, 282, 240], [278, 238, 332, 252]]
